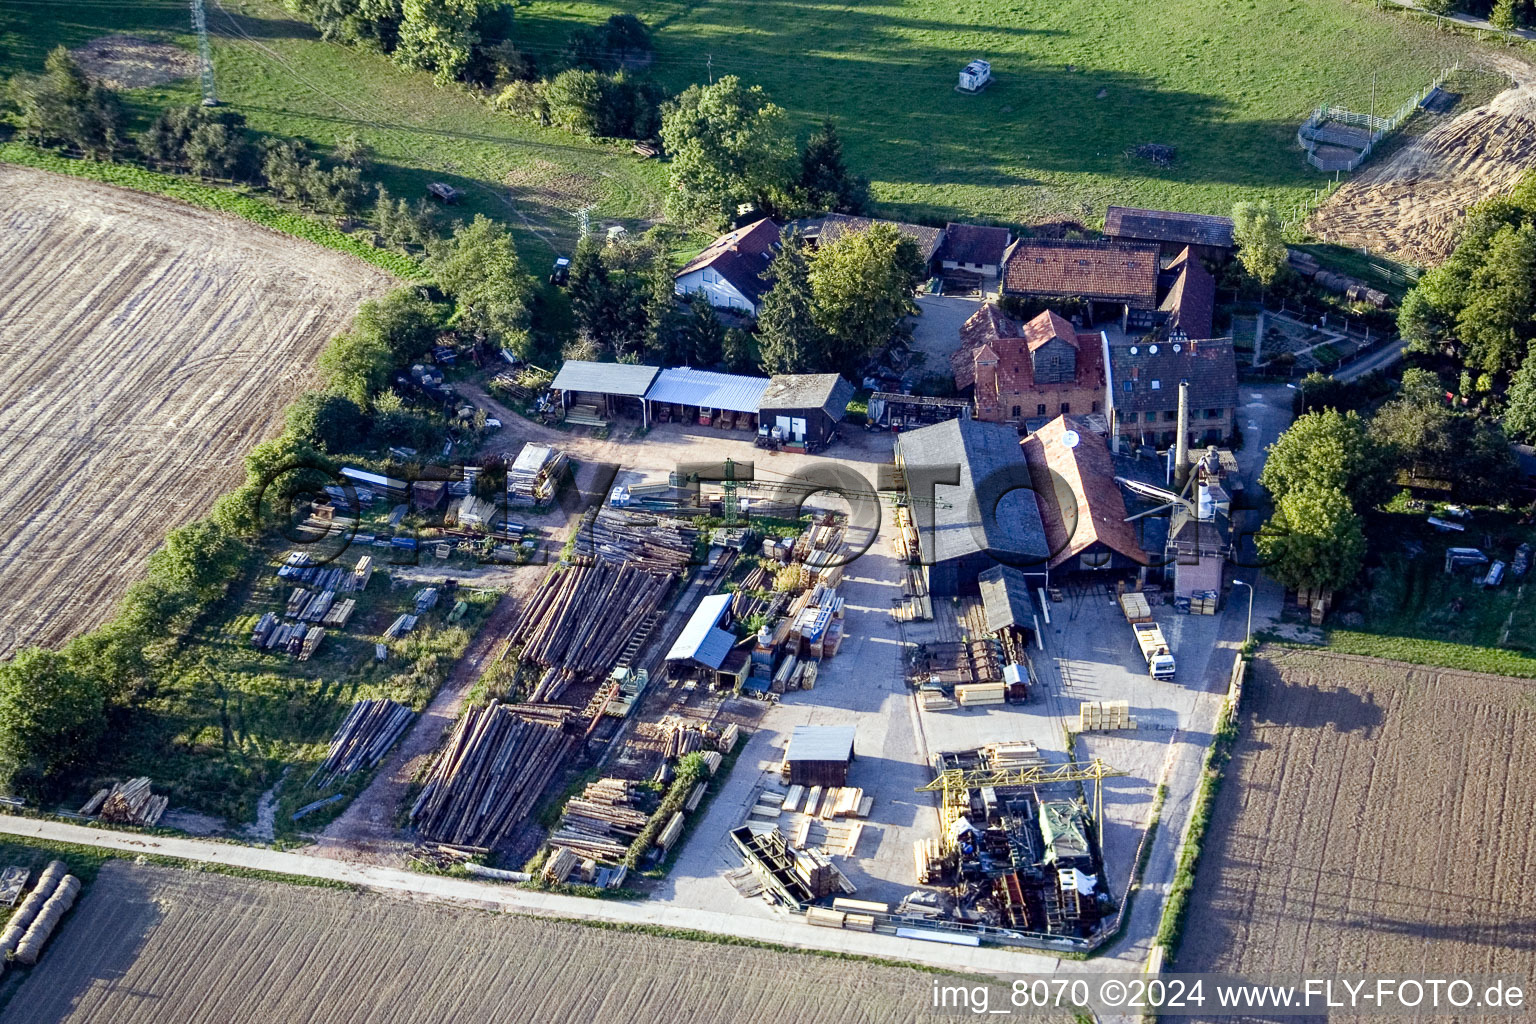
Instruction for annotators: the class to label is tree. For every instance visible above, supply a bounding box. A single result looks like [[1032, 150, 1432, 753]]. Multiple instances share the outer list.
[[1505, 354, 1536, 444], [0, 648, 109, 799], [1492, 0, 1521, 33], [142, 105, 256, 179], [1370, 384, 1518, 504], [320, 327, 395, 406], [808, 222, 923, 374], [283, 0, 404, 51], [426, 215, 532, 352], [8, 46, 125, 159], [1231, 200, 1287, 288], [285, 390, 370, 451], [675, 299, 726, 366], [795, 119, 870, 215], [756, 230, 830, 374], [659, 76, 796, 226], [1454, 222, 1536, 376], [395, 0, 488, 83], [1420, 0, 1455, 16], [563, 13, 651, 72], [147, 519, 248, 601], [354, 286, 449, 363], [1257, 484, 1366, 593], [545, 68, 606, 135], [1259, 410, 1395, 511], [567, 233, 669, 360]]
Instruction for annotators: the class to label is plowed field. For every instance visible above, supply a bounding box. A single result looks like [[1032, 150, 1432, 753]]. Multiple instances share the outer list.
[[0, 862, 952, 1023], [0, 164, 392, 657], [1181, 648, 1536, 987]]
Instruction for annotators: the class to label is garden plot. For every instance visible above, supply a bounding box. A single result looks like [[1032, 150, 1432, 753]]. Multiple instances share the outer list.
[[0, 164, 392, 658]]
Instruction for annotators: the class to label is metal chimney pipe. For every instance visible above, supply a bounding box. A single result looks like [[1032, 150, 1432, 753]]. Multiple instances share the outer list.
[[1174, 380, 1191, 490]]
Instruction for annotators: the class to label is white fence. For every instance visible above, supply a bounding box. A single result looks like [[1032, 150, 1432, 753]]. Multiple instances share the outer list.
[[1296, 62, 1460, 173]]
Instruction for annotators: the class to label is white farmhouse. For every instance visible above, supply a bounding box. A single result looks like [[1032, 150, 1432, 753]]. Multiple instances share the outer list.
[[674, 218, 780, 315]]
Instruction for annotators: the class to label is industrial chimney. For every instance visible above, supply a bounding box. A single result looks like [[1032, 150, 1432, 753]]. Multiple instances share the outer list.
[[1174, 379, 1191, 491]]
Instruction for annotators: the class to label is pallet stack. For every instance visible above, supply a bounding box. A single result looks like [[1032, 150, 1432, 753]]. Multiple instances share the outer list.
[[410, 703, 576, 848], [309, 699, 416, 788]]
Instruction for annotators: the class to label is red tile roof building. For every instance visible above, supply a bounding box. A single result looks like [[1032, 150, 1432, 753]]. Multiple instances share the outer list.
[[1021, 415, 1150, 571], [952, 305, 1108, 426], [1001, 239, 1160, 308]]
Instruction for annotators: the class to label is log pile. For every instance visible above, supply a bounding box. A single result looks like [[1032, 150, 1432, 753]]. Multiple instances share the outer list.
[[547, 778, 651, 863], [83, 778, 168, 826], [309, 699, 416, 788], [510, 562, 674, 702], [575, 508, 698, 570], [410, 703, 576, 848]]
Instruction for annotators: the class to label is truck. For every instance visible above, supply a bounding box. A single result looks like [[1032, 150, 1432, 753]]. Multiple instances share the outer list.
[[1132, 622, 1176, 680]]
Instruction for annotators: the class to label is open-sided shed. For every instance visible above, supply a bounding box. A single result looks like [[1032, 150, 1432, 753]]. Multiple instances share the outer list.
[[550, 360, 660, 427], [645, 367, 768, 430]]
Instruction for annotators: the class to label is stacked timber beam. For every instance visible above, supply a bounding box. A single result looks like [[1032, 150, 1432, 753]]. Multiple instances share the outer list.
[[575, 508, 698, 570], [510, 562, 674, 702], [309, 699, 416, 788], [547, 778, 650, 863], [80, 778, 167, 826], [410, 702, 576, 849]]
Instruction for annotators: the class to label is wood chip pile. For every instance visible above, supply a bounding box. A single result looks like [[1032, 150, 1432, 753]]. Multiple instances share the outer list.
[[510, 561, 674, 702], [410, 703, 576, 849], [309, 699, 416, 788], [547, 778, 651, 863], [79, 777, 167, 826]]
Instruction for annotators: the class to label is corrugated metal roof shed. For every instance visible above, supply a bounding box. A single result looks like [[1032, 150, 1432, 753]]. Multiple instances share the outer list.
[[786, 724, 856, 764], [977, 565, 1034, 631], [646, 368, 770, 413], [551, 360, 660, 397], [666, 593, 735, 668]]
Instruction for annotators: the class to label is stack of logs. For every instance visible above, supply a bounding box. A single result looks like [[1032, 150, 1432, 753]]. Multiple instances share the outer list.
[[547, 778, 650, 862], [79, 778, 168, 826], [510, 561, 674, 703], [0, 861, 80, 972], [308, 699, 416, 788], [662, 718, 709, 759], [410, 702, 576, 849], [575, 508, 697, 570]]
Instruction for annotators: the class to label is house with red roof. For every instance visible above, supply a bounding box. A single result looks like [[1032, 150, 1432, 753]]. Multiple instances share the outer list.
[[951, 304, 1109, 428]]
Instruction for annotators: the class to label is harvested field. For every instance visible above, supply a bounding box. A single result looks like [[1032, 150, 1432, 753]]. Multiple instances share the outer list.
[[0, 862, 953, 1023], [1181, 648, 1536, 988], [1310, 55, 1536, 266], [0, 165, 392, 658]]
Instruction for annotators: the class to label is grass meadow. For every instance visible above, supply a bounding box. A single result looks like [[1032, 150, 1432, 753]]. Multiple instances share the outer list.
[[3, 0, 1483, 244], [515, 0, 1479, 225]]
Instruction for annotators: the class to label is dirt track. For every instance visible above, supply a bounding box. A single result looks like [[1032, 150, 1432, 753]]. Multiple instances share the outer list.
[[0, 164, 392, 657], [1181, 648, 1536, 1004], [1310, 54, 1536, 266]]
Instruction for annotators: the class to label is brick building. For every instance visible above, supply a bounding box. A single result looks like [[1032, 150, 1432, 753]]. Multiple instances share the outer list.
[[1109, 337, 1238, 448], [1001, 238, 1160, 329], [951, 304, 1109, 428]]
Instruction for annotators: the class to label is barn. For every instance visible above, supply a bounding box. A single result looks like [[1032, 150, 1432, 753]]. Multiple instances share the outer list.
[[784, 724, 856, 787], [1020, 415, 1150, 578], [758, 374, 855, 448], [549, 360, 660, 428], [1104, 205, 1235, 262], [894, 418, 1051, 595], [1001, 238, 1160, 330]]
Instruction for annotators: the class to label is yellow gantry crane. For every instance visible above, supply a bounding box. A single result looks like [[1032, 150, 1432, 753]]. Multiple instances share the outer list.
[[916, 758, 1130, 851]]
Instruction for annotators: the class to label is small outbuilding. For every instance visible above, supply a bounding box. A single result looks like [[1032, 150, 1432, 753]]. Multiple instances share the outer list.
[[958, 60, 992, 93], [758, 374, 856, 447], [784, 724, 856, 787], [666, 593, 737, 684]]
